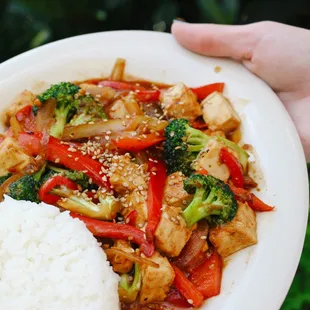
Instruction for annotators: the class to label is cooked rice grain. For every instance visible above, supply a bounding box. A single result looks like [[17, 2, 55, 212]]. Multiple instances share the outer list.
[[0, 196, 119, 310]]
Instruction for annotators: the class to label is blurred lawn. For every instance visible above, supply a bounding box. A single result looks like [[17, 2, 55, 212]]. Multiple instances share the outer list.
[[0, 1, 310, 309]]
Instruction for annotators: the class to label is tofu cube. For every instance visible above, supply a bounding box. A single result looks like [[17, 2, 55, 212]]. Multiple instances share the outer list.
[[209, 202, 257, 257], [164, 172, 192, 208], [140, 252, 175, 304], [109, 240, 134, 274], [201, 91, 240, 133], [193, 139, 230, 182], [160, 82, 202, 121], [155, 206, 192, 257], [0, 137, 32, 176]]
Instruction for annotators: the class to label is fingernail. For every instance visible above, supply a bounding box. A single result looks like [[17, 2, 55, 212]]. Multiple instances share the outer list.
[[173, 18, 187, 23]]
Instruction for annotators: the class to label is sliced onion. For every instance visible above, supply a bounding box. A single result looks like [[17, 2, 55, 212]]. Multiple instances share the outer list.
[[110, 58, 126, 81], [0, 173, 24, 201], [62, 116, 168, 141], [105, 248, 159, 268], [173, 221, 209, 270], [36, 99, 55, 132]]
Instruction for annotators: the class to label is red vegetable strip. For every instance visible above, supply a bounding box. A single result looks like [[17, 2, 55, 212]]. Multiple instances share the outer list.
[[165, 288, 192, 308], [189, 251, 222, 299], [191, 83, 225, 100], [39, 175, 78, 205], [229, 185, 275, 212], [197, 168, 209, 175], [115, 133, 165, 152], [136, 90, 160, 102], [47, 136, 110, 189], [70, 213, 155, 257], [145, 158, 167, 242], [125, 210, 138, 226], [98, 80, 146, 91], [220, 147, 244, 188], [17, 132, 110, 189], [171, 264, 204, 307], [15, 105, 37, 131]]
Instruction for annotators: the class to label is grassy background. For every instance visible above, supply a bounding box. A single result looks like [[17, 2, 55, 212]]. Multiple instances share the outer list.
[[0, 1, 309, 308]]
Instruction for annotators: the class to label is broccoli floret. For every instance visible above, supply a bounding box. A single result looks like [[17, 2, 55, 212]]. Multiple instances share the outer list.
[[7, 174, 40, 203], [37, 82, 81, 138], [0, 174, 12, 186], [51, 186, 121, 220], [69, 95, 108, 126], [47, 165, 91, 189], [119, 263, 141, 303], [182, 174, 237, 227], [164, 119, 210, 176], [164, 118, 249, 175]]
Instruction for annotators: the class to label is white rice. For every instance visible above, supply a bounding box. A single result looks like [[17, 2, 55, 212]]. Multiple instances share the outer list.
[[0, 195, 120, 310]]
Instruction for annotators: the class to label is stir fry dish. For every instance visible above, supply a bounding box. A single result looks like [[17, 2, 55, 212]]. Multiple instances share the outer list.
[[0, 58, 274, 309]]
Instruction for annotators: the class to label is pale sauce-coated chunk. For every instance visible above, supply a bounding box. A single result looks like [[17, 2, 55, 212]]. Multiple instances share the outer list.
[[160, 82, 202, 121], [109, 154, 148, 194], [201, 91, 240, 133], [155, 205, 192, 257], [209, 202, 257, 257], [192, 139, 230, 182], [108, 240, 134, 274], [164, 172, 192, 209], [140, 252, 175, 304], [0, 137, 32, 177]]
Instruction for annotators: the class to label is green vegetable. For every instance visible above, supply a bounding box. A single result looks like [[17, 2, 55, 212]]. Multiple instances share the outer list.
[[164, 119, 210, 176], [51, 186, 121, 220], [119, 263, 141, 304], [48, 165, 90, 189], [32, 105, 39, 116], [69, 95, 108, 126], [164, 118, 249, 176], [182, 174, 237, 227], [33, 163, 47, 182], [37, 82, 81, 138], [7, 174, 40, 203], [0, 174, 12, 186]]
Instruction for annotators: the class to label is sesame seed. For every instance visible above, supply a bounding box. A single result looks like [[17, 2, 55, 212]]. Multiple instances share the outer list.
[[200, 236, 207, 240], [187, 299, 193, 305], [55, 158, 60, 163]]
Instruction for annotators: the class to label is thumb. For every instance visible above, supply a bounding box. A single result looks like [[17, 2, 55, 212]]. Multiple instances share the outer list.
[[171, 21, 258, 61]]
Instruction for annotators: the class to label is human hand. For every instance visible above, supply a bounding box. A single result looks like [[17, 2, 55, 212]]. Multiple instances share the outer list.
[[172, 21, 310, 161]]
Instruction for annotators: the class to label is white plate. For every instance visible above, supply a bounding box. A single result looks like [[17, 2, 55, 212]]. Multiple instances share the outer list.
[[0, 31, 308, 310]]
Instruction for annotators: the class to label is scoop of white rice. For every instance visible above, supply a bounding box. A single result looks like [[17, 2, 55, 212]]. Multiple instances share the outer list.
[[0, 196, 120, 310]]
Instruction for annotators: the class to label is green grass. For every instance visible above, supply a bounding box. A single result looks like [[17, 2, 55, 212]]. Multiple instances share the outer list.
[[281, 164, 310, 310]]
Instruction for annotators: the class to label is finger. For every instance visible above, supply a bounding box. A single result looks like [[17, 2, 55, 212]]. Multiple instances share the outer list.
[[171, 21, 258, 61]]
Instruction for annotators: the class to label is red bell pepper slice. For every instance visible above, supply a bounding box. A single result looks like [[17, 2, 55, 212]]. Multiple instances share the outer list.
[[219, 147, 244, 188], [18, 132, 110, 189], [115, 133, 165, 152], [136, 90, 160, 102], [229, 185, 275, 212], [165, 288, 192, 308], [145, 158, 166, 242], [191, 83, 225, 100], [15, 105, 37, 131], [70, 213, 155, 257], [18, 131, 45, 156], [189, 251, 223, 299], [39, 175, 78, 205], [98, 80, 146, 91], [171, 264, 204, 307], [47, 136, 110, 189], [197, 168, 209, 176], [125, 210, 138, 226]]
